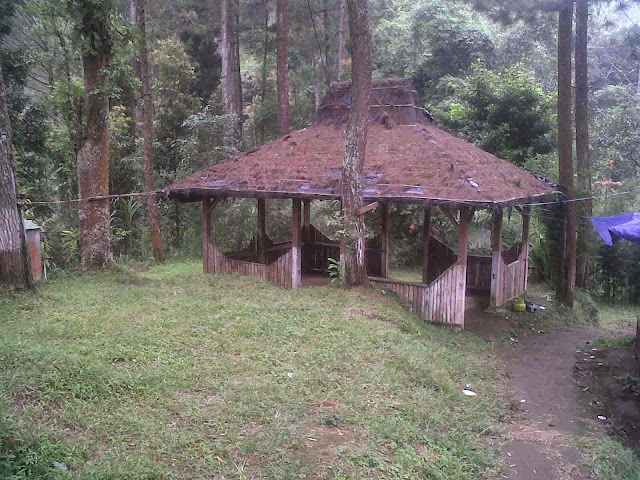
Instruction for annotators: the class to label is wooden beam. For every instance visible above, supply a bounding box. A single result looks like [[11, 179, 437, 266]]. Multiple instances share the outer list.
[[422, 205, 431, 283], [521, 206, 531, 292], [357, 201, 379, 216], [490, 209, 503, 309], [456, 207, 474, 330], [303, 199, 311, 227], [439, 205, 459, 227], [380, 203, 390, 277], [257, 198, 267, 264], [291, 199, 302, 288], [201, 198, 213, 273]]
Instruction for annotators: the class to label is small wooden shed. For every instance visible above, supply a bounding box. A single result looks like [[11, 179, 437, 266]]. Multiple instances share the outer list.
[[163, 78, 555, 329]]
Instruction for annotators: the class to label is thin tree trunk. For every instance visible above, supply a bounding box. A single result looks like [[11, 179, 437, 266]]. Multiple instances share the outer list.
[[136, 0, 166, 263], [337, 0, 347, 81], [77, 23, 112, 269], [575, 0, 590, 288], [259, 0, 269, 143], [341, 0, 372, 286], [323, 0, 331, 86], [557, 2, 576, 306], [0, 65, 33, 288], [276, 0, 290, 137], [221, 0, 243, 146]]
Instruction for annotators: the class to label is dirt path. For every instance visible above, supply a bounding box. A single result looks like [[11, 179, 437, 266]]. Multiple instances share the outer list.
[[498, 327, 600, 480]]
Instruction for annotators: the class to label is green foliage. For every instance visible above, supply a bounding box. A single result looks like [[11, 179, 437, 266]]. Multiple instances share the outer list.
[[432, 62, 555, 169]]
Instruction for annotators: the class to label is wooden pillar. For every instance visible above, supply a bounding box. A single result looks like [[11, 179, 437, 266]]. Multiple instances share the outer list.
[[521, 206, 531, 292], [202, 198, 213, 273], [291, 199, 302, 288], [380, 203, 390, 277], [422, 205, 431, 283], [303, 200, 311, 228], [257, 198, 267, 264], [456, 207, 474, 329], [302, 199, 311, 274], [490, 209, 503, 309]]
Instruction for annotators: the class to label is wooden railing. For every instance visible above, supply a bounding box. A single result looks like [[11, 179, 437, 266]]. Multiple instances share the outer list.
[[205, 242, 294, 289], [494, 241, 528, 306], [370, 260, 467, 329]]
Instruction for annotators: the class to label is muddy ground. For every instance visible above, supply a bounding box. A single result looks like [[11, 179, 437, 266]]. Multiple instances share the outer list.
[[493, 325, 640, 480]]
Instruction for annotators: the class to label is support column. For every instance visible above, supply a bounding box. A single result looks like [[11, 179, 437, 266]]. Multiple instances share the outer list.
[[257, 198, 267, 264], [380, 203, 390, 277], [490, 209, 503, 309], [457, 207, 474, 329], [422, 205, 431, 283], [202, 198, 213, 273], [521, 206, 531, 292], [291, 199, 302, 288], [302, 199, 311, 274], [303, 200, 311, 228]]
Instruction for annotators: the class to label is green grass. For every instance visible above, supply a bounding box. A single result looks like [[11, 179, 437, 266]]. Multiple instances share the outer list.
[[0, 260, 504, 479]]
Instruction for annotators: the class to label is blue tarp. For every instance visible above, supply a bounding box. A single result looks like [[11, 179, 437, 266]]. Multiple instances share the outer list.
[[591, 213, 640, 246]]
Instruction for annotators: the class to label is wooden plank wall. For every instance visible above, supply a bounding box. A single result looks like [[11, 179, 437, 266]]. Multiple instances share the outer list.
[[494, 241, 528, 306], [206, 241, 294, 289], [467, 255, 491, 291], [370, 260, 467, 328]]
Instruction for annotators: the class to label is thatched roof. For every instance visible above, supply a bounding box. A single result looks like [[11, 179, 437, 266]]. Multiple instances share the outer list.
[[164, 78, 555, 208]]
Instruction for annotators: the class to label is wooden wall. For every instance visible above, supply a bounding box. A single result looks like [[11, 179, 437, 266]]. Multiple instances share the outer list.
[[494, 241, 528, 307], [205, 241, 295, 289], [370, 260, 467, 328]]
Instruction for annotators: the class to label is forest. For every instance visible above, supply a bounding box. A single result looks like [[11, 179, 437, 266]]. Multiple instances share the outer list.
[[0, 0, 638, 302]]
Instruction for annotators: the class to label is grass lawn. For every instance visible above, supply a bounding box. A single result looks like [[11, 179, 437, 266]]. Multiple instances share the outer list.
[[0, 260, 505, 479]]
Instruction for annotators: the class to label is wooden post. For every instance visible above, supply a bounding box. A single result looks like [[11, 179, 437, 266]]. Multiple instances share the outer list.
[[257, 198, 267, 264], [202, 198, 213, 273], [521, 206, 531, 292], [380, 203, 390, 277], [456, 207, 474, 329], [291, 199, 302, 288], [302, 199, 311, 274], [422, 205, 431, 284], [490, 209, 503, 309], [303, 200, 311, 228]]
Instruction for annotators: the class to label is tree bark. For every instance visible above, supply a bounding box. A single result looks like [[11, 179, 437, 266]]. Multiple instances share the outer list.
[[337, 0, 347, 81], [135, 0, 166, 263], [575, 0, 591, 288], [557, 2, 576, 306], [276, 0, 290, 137], [0, 65, 33, 288], [221, 0, 243, 146], [341, 0, 372, 286], [77, 18, 112, 269]]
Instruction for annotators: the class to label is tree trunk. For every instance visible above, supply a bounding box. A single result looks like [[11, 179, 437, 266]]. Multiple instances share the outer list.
[[259, 0, 269, 143], [135, 0, 166, 263], [557, 2, 576, 306], [276, 0, 290, 137], [221, 0, 243, 146], [77, 25, 112, 269], [341, 0, 372, 286], [0, 65, 33, 288], [337, 0, 347, 81], [575, 0, 590, 288]]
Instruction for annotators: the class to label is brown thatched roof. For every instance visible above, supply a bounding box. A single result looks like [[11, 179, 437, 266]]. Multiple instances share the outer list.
[[164, 78, 555, 208]]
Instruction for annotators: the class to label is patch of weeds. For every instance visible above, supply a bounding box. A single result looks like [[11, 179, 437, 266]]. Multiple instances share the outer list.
[[0, 401, 71, 479], [578, 436, 640, 480]]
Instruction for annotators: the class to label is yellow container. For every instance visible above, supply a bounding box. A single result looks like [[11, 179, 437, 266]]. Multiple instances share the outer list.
[[513, 297, 526, 312]]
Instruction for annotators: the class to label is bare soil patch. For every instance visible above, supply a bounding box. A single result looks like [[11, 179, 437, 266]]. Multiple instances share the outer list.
[[575, 343, 640, 449]]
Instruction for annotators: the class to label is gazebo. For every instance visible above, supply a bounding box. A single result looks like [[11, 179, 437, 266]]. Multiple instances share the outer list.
[[163, 78, 555, 329]]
